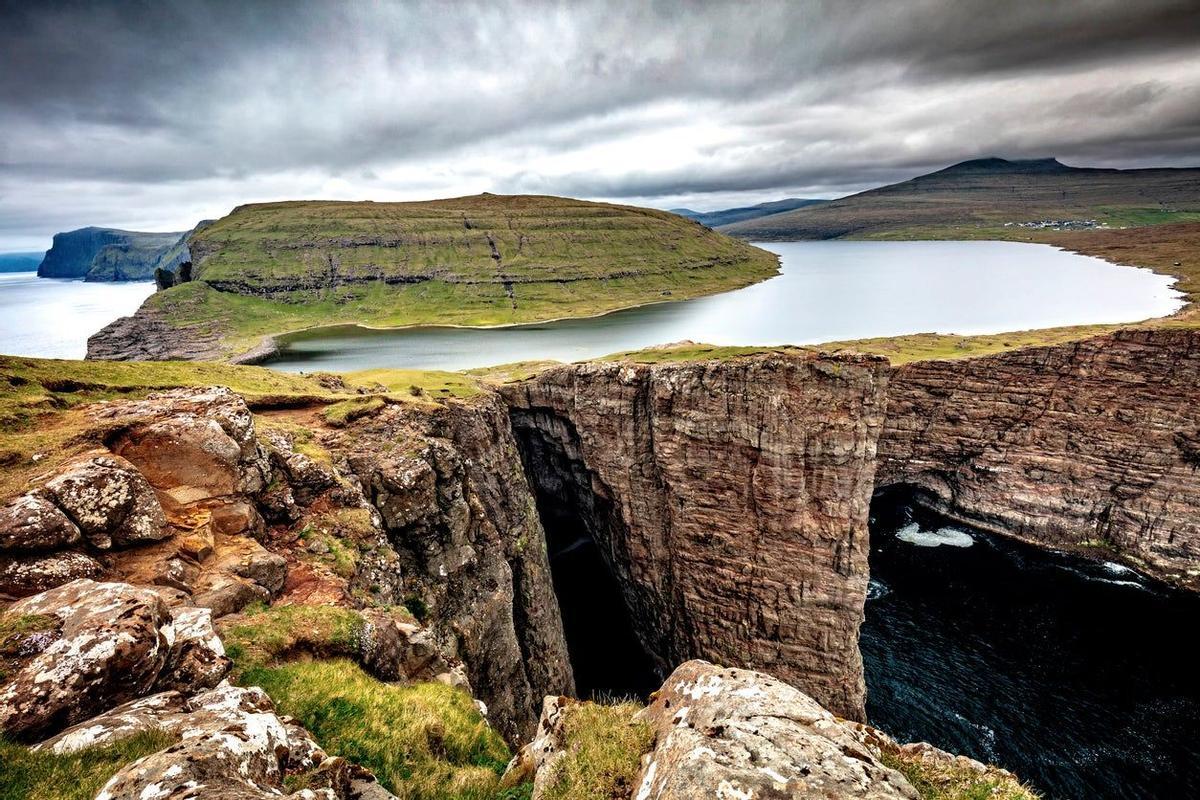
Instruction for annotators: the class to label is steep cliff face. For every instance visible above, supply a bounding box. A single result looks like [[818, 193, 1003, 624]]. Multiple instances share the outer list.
[[36, 227, 184, 281], [878, 327, 1200, 588], [501, 352, 889, 721], [318, 394, 575, 744]]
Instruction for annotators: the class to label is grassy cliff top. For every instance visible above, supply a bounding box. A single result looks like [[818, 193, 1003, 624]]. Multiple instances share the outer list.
[[124, 194, 778, 360]]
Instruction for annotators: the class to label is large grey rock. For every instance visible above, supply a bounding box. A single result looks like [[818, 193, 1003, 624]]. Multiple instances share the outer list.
[[0, 580, 174, 741], [43, 455, 168, 549], [0, 494, 82, 552], [0, 550, 104, 599], [632, 660, 919, 799]]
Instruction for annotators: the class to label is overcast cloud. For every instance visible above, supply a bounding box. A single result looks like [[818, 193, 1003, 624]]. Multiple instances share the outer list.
[[2, 0, 1199, 250]]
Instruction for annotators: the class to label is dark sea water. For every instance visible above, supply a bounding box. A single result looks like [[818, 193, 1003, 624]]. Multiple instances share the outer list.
[[862, 495, 1200, 799], [267, 240, 1183, 372]]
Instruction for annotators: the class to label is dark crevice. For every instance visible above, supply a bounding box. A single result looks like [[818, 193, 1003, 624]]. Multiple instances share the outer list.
[[508, 407, 661, 701]]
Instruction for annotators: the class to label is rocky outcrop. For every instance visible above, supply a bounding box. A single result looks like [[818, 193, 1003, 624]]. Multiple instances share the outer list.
[[2, 579, 396, 800], [633, 660, 918, 799], [36, 226, 185, 281], [879, 327, 1200, 588], [86, 306, 231, 362], [502, 352, 889, 721], [314, 394, 575, 744], [0, 579, 228, 742]]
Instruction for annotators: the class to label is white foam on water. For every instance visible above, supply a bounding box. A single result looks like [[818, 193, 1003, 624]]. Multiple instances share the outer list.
[[895, 522, 975, 548], [867, 579, 891, 601]]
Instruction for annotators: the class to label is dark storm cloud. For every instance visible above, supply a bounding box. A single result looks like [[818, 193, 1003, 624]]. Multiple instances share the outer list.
[[1, 0, 1198, 248]]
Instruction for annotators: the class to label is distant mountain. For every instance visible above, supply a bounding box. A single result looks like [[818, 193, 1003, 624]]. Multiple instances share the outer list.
[[670, 198, 826, 228], [0, 252, 43, 273], [721, 157, 1200, 240], [37, 227, 187, 280]]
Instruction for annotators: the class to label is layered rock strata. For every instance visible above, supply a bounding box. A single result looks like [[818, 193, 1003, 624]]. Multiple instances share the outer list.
[[502, 353, 889, 721], [879, 328, 1200, 588]]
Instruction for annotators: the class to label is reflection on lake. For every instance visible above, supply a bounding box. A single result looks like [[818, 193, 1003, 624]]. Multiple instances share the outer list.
[[0, 272, 155, 359], [267, 241, 1183, 372]]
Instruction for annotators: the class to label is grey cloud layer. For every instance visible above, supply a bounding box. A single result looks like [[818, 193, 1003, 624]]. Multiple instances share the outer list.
[[1, 0, 1198, 247]]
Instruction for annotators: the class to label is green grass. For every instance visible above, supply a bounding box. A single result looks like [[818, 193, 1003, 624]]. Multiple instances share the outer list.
[[881, 751, 1039, 800], [323, 396, 387, 427], [242, 658, 513, 800], [219, 603, 368, 680], [539, 702, 653, 800], [0, 730, 176, 800]]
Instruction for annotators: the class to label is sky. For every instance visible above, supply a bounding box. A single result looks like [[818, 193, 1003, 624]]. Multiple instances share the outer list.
[[2, 0, 1199, 251]]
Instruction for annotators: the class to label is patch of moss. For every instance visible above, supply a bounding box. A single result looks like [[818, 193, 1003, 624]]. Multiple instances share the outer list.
[[0, 730, 177, 800], [539, 701, 653, 800], [324, 396, 387, 427], [220, 603, 366, 680], [880, 751, 1040, 800], [243, 658, 512, 800]]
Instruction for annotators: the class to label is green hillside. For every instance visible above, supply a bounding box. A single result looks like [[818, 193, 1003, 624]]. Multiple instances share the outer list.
[[721, 158, 1200, 240], [119, 194, 777, 360]]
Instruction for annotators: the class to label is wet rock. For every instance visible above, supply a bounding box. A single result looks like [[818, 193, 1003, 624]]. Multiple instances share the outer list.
[[42, 455, 168, 549], [0, 494, 82, 552], [632, 660, 918, 799], [0, 550, 104, 598], [0, 580, 173, 741]]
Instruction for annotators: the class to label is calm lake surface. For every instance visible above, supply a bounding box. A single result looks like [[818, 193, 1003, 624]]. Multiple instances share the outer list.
[[268, 240, 1183, 372], [863, 493, 1200, 800], [0, 272, 154, 359]]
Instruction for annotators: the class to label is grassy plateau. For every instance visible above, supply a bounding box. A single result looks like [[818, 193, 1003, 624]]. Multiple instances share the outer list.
[[134, 194, 779, 360]]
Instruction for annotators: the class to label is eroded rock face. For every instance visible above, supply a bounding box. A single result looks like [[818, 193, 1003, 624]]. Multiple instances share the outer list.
[[879, 328, 1200, 588], [0, 579, 228, 741], [325, 394, 574, 745], [502, 353, 888, 721], [633, 660, 918, 800]]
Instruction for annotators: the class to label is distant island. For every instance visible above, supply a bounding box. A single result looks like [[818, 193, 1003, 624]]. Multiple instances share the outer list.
[[86, 194, 779, 362], [35, 226, 189, 281]]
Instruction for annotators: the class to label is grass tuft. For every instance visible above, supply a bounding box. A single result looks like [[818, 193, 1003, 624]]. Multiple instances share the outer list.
[[243, 658, 513, 800], [220, 603, 366, 680], [540, 701, 653, 800], [0, 730, 176, 800], [881, 751, 1040, 800]]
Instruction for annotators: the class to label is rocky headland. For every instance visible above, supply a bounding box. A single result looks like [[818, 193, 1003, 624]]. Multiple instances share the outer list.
[[35, 227, 188, 282]]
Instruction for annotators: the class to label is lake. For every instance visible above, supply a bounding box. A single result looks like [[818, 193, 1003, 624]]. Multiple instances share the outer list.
[[267, 240, 1184, 372], [0, 272, 155, 359]]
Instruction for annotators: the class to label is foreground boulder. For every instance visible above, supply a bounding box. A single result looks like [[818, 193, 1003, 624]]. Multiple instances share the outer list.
[[632, 660, 918, 799], [0, 579, 228, 742]]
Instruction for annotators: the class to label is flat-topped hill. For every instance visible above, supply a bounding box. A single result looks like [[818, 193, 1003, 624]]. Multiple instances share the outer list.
[[722, 157, 1200, 240], [90, 194, 779, 362]]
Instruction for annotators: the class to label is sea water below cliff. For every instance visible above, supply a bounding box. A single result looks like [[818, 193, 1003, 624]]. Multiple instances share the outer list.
[[862, 494, 1200, 799], [268, 240, 1183, 372], [0, 271, 154, 358]]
